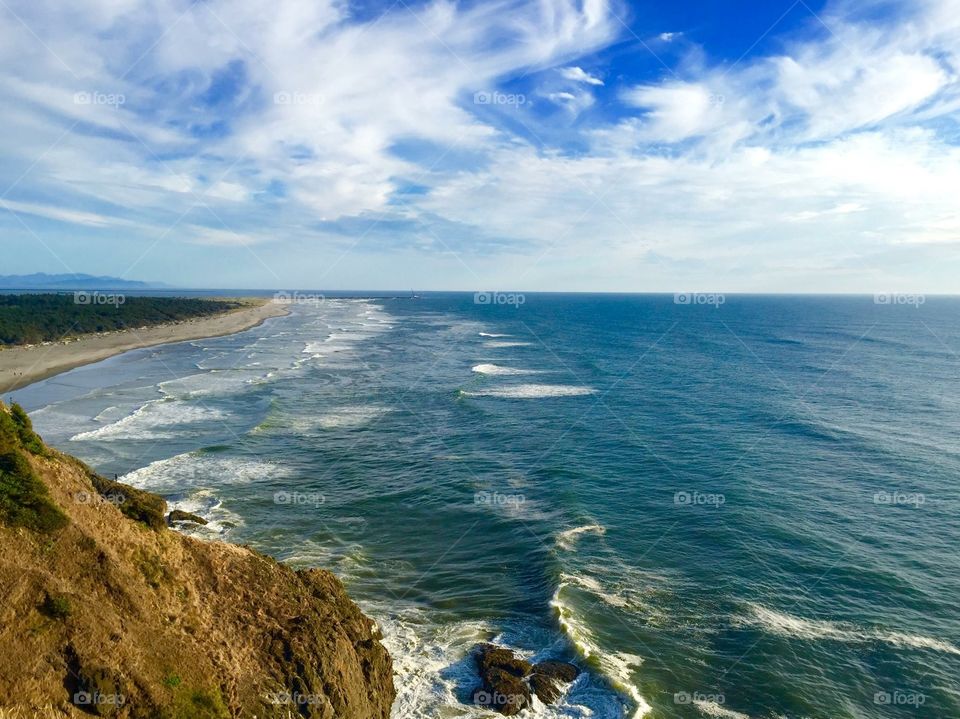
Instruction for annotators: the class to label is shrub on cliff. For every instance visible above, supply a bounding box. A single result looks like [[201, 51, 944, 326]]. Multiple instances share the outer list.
[[9, 402, 47, 455], [0, 448, 67, 533], [0, 407, 20, 452]]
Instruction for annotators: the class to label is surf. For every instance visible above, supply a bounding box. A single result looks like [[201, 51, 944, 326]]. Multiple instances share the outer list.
[[461, 384, 596, 399], [743, 603, 960, 656]]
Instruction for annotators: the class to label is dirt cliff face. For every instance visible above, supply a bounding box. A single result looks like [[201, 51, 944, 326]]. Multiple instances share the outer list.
[[0, 402, 394, 718]]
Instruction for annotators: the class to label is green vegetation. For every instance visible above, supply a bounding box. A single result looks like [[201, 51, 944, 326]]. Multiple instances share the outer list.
[[40, 593, 72, 620], [136, 548, 170, 588], [164, 688, 230, 719], [9, 402, 46, 455], [0, 294, 243, 346], [183, 689, 230, 719], [0, 406, 67, 533]]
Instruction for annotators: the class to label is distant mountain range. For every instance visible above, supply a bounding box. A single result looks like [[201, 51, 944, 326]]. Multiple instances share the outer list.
[[0, 273, 171, 290]]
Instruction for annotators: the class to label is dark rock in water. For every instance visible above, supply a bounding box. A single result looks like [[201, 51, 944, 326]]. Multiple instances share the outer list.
[[471, 643, 580, 713], [529, 660, 579, 704], [531, 660, 579, 683], [473, 644, 533, 715], [167, 509, 208, 525], [476, 643, 533, 678], [529, 672, 561, 704], [474, 669, 532, 715]]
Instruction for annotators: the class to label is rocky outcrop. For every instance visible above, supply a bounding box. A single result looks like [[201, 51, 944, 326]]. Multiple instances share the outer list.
[[528, 660, 580, 704], [167, 510, 208, 526], [0, 402, 395, 718], [471, 644, 580, 715]]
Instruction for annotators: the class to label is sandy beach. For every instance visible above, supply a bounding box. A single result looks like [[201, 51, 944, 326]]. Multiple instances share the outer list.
[[0, 299, 289, 392]]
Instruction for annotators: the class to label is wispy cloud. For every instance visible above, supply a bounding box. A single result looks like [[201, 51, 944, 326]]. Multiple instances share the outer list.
[[1, 0, 959, 290], [559, 66, 604, 85]]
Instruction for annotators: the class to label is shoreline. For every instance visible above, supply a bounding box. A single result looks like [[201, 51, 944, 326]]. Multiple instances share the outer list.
[[0, 299, 289, 392]]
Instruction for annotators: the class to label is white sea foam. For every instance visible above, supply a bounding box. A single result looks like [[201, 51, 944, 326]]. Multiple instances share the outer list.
[[375, 609, 496, 719], [93, 405, 125, 422], [557, 565, 670, 625], [484, 340, 532, 348], [375, 603, 632, 719], [471, 364, 540, 376], [556, 524, 606, 550], [479, 332, 511, 337], [883, 631, 960, 654], [70, 401, 228, 441], [279, 539, 369, 571], [121, 452, 291, 492], [158, 370, 266, 398], [294, 406, 392, 431], [693, 700, 751, 719], [550, 584, 651, 718], [462, 384, 596, 399], [560, 573, 630, 609], [744, 603, 960, 655], [167, 489, 244, 537]]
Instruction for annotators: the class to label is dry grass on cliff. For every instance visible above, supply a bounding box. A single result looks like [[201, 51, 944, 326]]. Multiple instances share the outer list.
[[0, 709, 61, 719], [0, 402, 394, 719]]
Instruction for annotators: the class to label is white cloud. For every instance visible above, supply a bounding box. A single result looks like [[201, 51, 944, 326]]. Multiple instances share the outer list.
[[185, 225, 269, 246], [1, 0, 960, 291], [559, 65, 604, 85], [621, 81, 732, 142], [776, 51, 949, 139], [0, 199, 139, 228]]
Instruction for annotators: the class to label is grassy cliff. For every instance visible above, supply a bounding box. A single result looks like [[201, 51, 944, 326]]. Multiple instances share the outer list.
[[0, 402, 394, 718]]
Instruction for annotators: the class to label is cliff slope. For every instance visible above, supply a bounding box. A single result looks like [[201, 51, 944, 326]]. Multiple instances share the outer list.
[[0, 402, 394, 718]]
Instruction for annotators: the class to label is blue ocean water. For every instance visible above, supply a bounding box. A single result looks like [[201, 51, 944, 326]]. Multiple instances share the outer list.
[[12, 294, 960, 719]]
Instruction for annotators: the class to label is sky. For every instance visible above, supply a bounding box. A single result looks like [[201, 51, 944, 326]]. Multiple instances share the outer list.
[[0, 0, 959, 292]]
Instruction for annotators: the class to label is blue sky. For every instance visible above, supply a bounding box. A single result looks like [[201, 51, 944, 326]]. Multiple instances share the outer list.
[[1, 0, 958, 291]]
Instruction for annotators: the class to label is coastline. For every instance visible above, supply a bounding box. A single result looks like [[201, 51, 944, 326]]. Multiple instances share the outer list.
[[0, 299, 289, 392]]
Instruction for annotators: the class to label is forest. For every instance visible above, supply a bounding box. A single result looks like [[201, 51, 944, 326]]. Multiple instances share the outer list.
[[0, 294, 242, 346]]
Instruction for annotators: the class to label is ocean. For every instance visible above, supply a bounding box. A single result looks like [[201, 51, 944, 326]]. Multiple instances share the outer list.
[[11, 293, 960, 719]]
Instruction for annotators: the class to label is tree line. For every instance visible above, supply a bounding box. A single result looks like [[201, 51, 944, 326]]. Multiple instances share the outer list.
[[0, 294, 243, 346]]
